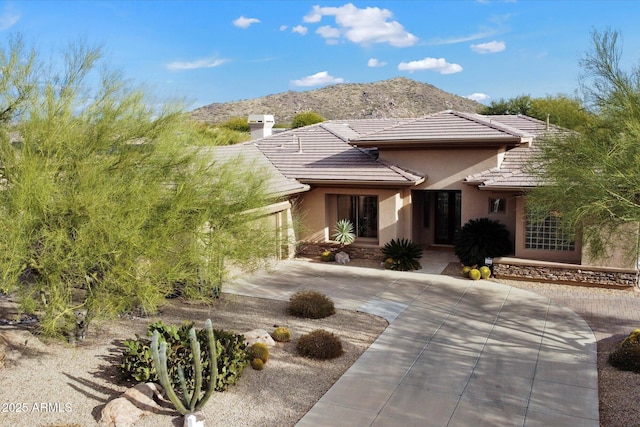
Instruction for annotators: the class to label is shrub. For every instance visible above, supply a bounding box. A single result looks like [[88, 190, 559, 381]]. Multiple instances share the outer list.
[[120, 321, 249, 391], [609, 346, 640, 372], [332, 219, 355, 246], [291, 111, 325, 128], [289, 290, 335, 319], [249, 342, 269, 363], [609, 329, 640, 372], [271, 326, 291, 343], [297, 329, 343, 360], [454, 218, 512, 267], [381, 238, 423, 271]]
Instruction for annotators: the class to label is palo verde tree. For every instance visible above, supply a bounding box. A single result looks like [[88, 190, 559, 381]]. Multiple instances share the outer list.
[[526, 29, 640, 263], [0, 36, 279, 337]]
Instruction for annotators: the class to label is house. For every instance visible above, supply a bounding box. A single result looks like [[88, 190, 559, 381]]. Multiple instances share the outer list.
[[235, 111, 638, 286]]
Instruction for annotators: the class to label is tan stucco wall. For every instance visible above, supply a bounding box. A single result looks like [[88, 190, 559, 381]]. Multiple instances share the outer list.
[[381, 148, 518, 249], [581, 222, 640, 269], [514, 197, 581, 263], [298, 186, 409, 246]]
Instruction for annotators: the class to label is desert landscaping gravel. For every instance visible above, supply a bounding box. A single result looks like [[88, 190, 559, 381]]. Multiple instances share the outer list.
[[1, 266, 640, 426]]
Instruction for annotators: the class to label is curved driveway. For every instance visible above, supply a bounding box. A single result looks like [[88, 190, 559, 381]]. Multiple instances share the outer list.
[[228, 260, 598, 427]]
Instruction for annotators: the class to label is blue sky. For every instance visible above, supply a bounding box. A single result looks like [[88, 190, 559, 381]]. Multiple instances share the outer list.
[[3, 1, 640, 110]]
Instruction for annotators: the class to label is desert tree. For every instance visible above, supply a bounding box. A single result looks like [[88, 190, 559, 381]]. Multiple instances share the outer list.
[[526, 29, 640, 263], [291, 111, 324, 128], [0, 36, 279, 337], [481, 93, 593, 132]]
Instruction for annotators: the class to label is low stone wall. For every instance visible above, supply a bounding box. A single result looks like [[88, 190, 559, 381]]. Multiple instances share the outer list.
[[493, 258, 638, 288], [296, 242, 383, 260]]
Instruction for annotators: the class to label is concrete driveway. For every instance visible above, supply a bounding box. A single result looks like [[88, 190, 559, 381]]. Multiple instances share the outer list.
[[227, 260, 598, 427]]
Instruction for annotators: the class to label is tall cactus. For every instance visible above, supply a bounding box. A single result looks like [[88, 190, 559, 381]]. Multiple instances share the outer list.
[[150, 318, 218, 415]]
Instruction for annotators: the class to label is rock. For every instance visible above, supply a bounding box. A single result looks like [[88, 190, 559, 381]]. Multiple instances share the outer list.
[[184, 411, 205, 427], [335, 251, 350, 264], [242, 328, 276, 347], [99, 382, 167, 427]]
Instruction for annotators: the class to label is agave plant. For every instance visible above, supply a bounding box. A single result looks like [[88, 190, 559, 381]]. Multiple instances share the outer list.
[[454, 217, 512, 267], [381, 238, 423, 271], [332, 219, 355, 247]]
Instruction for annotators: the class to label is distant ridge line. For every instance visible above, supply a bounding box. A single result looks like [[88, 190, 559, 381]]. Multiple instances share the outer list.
[[190, 77, 482, 125]]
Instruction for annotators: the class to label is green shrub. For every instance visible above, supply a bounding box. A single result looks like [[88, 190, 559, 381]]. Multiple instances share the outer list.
[[271, 326, 291, 343], [381, 238, 423, 271], [289, 290, 335, 319], [120, 320, 249, 391], [332, 219, 355, 246], [297, 329, 343, 360], [454, 218, 512, 267], [249, 342, 269, 363], [291, 111, 325, 128]]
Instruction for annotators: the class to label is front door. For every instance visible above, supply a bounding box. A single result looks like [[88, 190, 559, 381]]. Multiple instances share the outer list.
[[434, 191, 461, 245]]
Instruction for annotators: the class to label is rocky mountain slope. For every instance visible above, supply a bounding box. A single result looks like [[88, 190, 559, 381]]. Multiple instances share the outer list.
[[191, 77, 482, 125]]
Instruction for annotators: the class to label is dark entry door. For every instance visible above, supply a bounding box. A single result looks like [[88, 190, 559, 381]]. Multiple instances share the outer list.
[[434, 191, 461, 245]]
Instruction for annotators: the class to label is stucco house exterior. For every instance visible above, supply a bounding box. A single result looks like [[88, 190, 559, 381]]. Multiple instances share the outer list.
[[230, 111, 637, 286]]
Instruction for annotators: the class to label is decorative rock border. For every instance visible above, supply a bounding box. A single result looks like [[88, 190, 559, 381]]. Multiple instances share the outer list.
[[493, 257, 638, 288], [297, 242, 383, 260]]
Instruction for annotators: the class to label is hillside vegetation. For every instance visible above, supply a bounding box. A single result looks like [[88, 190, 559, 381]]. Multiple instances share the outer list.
[[191, 77, 482, 125]]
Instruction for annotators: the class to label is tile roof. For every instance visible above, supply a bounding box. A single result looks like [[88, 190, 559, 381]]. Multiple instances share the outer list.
[[252, 123, 424, 186], [202, 144, 310, 197], [463, 115, 567, 190], [236, 111, 563, 192], [352, 111, 534, 148]]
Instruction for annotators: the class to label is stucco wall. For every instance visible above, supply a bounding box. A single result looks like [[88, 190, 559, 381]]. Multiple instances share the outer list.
[[298, 186, 407, 246], [514, 197, 581, 263]]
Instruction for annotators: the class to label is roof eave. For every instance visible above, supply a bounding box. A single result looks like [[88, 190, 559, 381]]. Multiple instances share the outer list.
[[353, 137, 529, 149], [299, 178, 424, 187]]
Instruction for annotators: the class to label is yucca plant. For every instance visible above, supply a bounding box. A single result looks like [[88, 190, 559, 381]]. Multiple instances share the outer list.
[[454, 218, 512, 267], [381, 238, 423, 271], [332, 219, 355, 247]]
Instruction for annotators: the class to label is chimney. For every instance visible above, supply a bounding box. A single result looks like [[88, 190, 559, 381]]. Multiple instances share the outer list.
[[248, 114, 275, 140]]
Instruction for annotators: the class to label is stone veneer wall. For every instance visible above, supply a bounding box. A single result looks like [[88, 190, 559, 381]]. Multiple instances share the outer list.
[[297, 242, 383, 260], [493, 258, 638, 288]]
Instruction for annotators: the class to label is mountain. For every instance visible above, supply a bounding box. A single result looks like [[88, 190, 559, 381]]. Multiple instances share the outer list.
[[190, 77, 482, 125]]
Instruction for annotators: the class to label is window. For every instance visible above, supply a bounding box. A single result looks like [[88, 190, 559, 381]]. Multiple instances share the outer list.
[[525, 212, 575, 251], [336, 195, 378, 238], [489, 198, 506, 214]]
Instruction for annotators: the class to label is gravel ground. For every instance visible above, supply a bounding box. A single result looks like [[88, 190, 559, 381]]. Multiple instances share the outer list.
[[1, 265, 639, 427], [0, 293, 387, 427]]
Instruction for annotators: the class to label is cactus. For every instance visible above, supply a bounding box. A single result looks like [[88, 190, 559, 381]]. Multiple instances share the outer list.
[[150, 318, 218, 416], [249, 342, 269, 363], [271, 327, 291, 343], [251, 358, 264, 370]]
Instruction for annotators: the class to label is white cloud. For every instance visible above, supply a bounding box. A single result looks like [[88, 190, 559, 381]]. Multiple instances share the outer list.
[[292, 25, 308, 35], [368, 58, 387, 68], [0, 6, 19, 31], [290, 71, 344, 87], [467, 93, 490, 102], [302, 3, 417, 47], [428, 30, 497, 45], [398, 57, 463, 74], [471, 40, 505, 54], [233, 16, 260, 29], [316, 25, 340, 39], [280, 25, 288, 31], [166, 57, 227, 71]]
